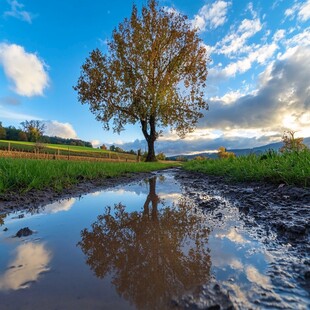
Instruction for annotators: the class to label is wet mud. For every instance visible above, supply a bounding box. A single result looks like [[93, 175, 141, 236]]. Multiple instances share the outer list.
[[175, 169, 310, 306], [0, 172, 153, 214]]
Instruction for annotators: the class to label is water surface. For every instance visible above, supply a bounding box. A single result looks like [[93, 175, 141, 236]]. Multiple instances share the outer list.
[[0, 170, 308, 309]]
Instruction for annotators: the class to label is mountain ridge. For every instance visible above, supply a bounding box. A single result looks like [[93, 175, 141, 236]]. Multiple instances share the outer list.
[[167, 137, 310, 160]]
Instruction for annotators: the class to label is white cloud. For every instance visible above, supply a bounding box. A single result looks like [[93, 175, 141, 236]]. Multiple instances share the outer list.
[[210, 90, 244, 105], [214, 18, 262, 56], [4, 0, 32, 23], [273, 29, 286, 42], [204, 46, 310, 135], [298, 0, 310, 21], [0, 43, 49, 97], [212, 42, 278, 78], [284, 27, 310, 48], [163, 6, 181, 16], [192, 0, 231, 32], [44, 121, 78, 139], [91, 139, 101, 148], [285, 0, 310, 22]]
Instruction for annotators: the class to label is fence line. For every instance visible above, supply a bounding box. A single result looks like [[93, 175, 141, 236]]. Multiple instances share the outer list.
[[0, 150, 136, 163]]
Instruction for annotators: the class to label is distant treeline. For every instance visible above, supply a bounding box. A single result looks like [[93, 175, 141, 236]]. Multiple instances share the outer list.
[[0, 122, 93, 147]]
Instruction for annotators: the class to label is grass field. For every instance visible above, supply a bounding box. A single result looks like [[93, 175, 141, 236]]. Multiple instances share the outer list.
[[0, 140, 136, 160], [0, 158, 179, 194], [184, 149, 310, 187]]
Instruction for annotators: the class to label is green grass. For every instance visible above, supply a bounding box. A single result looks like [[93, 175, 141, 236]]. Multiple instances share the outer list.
[[0, 139, 105, 152], [0, 158, 179, 194], [0, 140, 135, 160], [183, 150, 310, 187]]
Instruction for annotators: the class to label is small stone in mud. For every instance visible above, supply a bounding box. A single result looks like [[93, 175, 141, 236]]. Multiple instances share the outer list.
[[15, 227, 33, 238], [304, 271, 310, 280]]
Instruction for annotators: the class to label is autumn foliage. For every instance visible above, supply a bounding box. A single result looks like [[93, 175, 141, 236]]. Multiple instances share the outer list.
[[218, 146, 236, 159], [74, 0, 208, 161], [280, 130, 308, 153]]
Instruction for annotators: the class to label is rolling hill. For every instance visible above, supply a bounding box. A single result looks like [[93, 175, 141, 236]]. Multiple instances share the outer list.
[[167, 137, 310, 160]]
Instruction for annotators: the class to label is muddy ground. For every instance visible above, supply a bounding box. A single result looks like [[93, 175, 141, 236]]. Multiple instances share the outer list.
[[174, 169, 310, 309], [1, 168, 309, 309], [0, 171, 153, 213]]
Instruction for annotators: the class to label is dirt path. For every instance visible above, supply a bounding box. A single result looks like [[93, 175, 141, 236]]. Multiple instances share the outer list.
[[175, 169, 310, 293]]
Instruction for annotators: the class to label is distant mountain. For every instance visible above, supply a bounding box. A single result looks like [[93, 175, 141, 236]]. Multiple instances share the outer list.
[[167, 137, 310, 160]]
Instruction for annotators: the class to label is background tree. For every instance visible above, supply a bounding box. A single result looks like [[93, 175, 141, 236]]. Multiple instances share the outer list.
[[109, 145, 116, 152], [20, 120, 46, 142], [5, 126, 21, 141], [0, 122, 6, 139], [280, 130, 308, 153], [74, 0, 208, 161], [18, 131, 28, 141], [156, 152, 166, 160], [218, 146, 236, 159]]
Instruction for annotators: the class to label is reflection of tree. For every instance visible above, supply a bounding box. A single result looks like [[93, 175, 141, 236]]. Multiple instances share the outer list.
[[78, 177, 211, 310], [0, 213, 6, 226]]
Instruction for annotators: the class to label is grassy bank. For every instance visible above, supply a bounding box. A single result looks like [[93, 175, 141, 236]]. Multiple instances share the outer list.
[[0, 158, 179, 194], [184, 150, 310, 187]]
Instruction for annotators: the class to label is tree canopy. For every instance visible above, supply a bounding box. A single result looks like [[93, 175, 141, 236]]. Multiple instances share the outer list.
[[74, 0, 209, 161], [20, 120, 46, 142]]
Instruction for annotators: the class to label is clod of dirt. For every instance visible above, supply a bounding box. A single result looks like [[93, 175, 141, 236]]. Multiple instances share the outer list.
[[15, 227, 33, 238]]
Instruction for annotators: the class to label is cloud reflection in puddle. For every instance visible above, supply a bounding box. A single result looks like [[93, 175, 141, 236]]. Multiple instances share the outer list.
[[0, 242, 51, 291]]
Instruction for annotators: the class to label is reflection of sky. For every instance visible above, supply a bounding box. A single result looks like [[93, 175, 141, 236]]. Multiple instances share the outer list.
[[0, 170, 306, 309], [157, 192, 182, 205], [41, 198, 76, 214], [0, 243, 51, 291], [245, 265, 270, 287], [216, 228, 249, 244]]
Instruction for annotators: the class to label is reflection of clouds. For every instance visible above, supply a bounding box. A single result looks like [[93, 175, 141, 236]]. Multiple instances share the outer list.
[[245, 265, 270, 287], [216, 228, 249, 244], [158, 192, 182, 204], [110, 189, 142, 197], [42, 198, 76, 214], [224, 283, 252, 309], [228, 258, 243, 270], [91, 191, 101, 197], [212, 251, 243, 271], [0, 243, 51, 291]]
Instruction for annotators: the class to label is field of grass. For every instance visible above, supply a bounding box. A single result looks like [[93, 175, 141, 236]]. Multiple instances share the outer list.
[[0, 158, 179, 194], [0, 140, 136, 160], [184, 150, 310, 187]]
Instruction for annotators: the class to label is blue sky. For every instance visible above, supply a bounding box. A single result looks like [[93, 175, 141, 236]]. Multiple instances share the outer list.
[[0, 0, 309, 155]]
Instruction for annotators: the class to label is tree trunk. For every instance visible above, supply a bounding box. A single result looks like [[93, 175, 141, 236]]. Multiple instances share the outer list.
[[146, 138, 157, 162], [141, 117, 157, 162]]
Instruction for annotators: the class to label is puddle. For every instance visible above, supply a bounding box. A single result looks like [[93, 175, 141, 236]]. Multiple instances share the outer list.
[[0, 169, 309, 309]]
